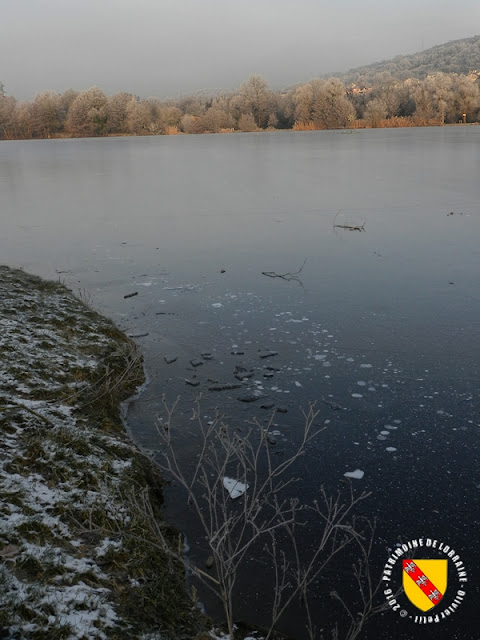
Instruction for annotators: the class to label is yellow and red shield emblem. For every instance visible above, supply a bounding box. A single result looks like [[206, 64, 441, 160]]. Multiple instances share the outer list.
[[403, 559, 448, 612]]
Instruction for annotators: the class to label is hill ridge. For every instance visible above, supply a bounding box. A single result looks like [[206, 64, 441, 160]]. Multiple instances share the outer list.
[[330, 34, 480, 85]]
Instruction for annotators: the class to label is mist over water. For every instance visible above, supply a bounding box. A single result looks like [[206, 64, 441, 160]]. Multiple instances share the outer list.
[[2, 128, 480, 637]]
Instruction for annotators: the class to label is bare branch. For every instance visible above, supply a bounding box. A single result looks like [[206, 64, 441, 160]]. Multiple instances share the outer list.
[[150, 398, 379, 639], [333, 210, 366, 232], [262, 258, 307, 286]]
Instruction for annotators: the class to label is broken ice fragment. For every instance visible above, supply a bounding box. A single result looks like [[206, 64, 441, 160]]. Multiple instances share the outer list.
[[258, 350, 278, 359], [237, 393, 259, 403], [208, 383, 242, 391], [260, 402, 275, 410], [344, 469, 364, 480], [223, 477, 248, 499]]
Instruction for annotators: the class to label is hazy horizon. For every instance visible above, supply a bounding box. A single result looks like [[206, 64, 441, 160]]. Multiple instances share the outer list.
[[2, 0, 479, 101]]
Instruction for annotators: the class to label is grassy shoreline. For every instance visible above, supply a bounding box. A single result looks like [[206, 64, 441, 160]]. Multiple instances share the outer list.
[[0, 266, 206, 639]]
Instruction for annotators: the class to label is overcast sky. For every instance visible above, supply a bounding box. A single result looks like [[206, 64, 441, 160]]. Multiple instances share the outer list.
[[2, 0, 479, 100]]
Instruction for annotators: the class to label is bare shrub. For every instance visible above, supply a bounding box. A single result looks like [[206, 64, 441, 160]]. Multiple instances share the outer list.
[[378, 116, 415, 128], [154, 396, 378, 639], [164, 125, 180, 135], [292, 121, 321, 131]]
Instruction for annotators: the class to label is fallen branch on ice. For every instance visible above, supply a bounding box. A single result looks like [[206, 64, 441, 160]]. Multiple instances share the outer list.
[[333, 210, 366, 232], [262, 258, 307, 285]]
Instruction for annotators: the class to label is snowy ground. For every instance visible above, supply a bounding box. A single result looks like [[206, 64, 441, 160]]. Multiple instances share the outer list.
[[0, 267, 204, 639]]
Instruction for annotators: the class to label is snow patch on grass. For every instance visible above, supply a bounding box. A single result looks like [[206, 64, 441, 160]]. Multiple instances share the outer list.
[[0, 267, 203, 639]]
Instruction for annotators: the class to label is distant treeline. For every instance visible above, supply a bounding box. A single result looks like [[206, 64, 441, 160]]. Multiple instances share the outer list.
[[0, 70, 479, 140]]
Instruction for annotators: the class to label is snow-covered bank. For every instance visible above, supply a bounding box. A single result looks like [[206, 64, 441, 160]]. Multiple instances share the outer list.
[[0, 266, 205, 639]]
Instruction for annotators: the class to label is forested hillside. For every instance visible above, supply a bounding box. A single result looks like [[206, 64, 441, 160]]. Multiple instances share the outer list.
[[336, 35, 480, 85]]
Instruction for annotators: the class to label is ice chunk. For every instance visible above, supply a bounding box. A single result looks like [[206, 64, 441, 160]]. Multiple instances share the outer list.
[[223, 477, 248, 499], [344, 469, 364, 479]]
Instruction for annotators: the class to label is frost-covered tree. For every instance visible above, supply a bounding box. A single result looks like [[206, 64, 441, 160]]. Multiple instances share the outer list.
[[180, 113, 204, 134], [0, 95, 18, 139], [239, 74, 272, 128], [125, 97, 153, 135], [431, 73, 453, 124], [364, 97, 388, 127], [451, 75, 480, 122], [293, 83, 314, 124], [201, 106, 234, 132], [312, 78, 355, 129], [237, 112, 258, 132], [65, 86, 108, 137], [412, 78, 436, 123], [31, 91, 63, 138], [106, 92, 132, 134], [371, 72, 399, 117]]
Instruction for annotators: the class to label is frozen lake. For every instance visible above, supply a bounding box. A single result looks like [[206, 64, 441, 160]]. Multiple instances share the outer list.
[[1, 128, 479, 637]]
